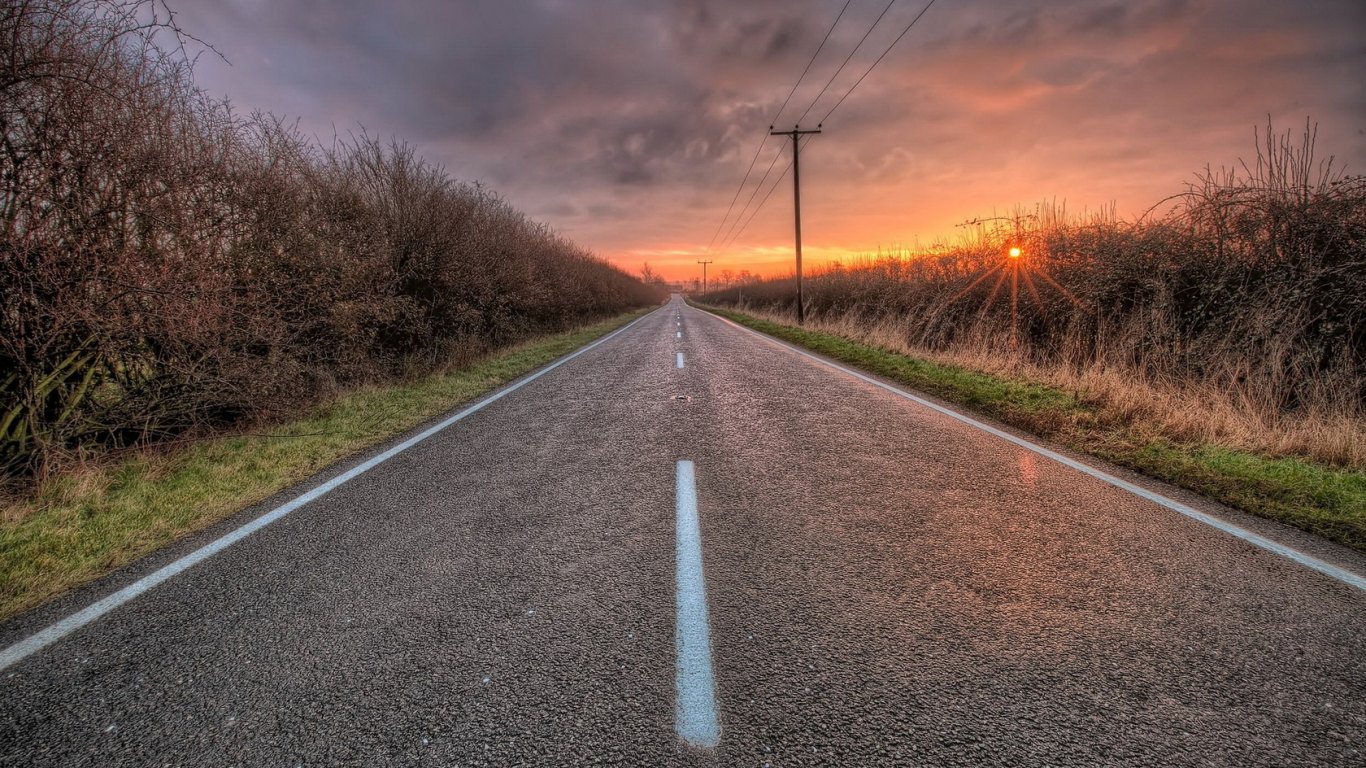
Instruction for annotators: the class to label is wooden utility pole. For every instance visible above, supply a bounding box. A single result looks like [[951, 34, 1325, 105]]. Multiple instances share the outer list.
[[770, 125, 821, 324], [697, 260, 713, 293]]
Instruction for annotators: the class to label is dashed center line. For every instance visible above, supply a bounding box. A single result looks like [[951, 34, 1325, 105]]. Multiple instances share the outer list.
[[674, 460, 720, 748], [676, 352, 685, 369]]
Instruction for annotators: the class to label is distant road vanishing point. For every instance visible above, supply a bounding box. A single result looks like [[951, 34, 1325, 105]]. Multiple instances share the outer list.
[[2, 294, 1363, 766]]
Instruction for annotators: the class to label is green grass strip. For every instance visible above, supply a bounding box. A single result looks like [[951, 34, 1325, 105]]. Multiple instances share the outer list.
[[704, 305, 1366, 553], [0, 309, 652, 621]]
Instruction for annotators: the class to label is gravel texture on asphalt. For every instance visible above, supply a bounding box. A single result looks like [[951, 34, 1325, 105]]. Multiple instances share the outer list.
[[2, 295, 1363, 766]]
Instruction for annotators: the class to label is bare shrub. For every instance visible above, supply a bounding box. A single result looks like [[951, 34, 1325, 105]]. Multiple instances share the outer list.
[[703, 121, 1366, 467], [0, 0, 663, 482]]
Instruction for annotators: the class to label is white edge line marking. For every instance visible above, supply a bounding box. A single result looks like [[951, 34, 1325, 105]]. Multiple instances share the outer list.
[[676, 352, 685, 369], [0, 309, 662, 672], [675, 459, 720, 747], [707, 311, 1366, 592]]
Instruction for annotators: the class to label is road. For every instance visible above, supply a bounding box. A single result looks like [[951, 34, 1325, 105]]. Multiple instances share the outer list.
[[2, 295, 1364, 766]]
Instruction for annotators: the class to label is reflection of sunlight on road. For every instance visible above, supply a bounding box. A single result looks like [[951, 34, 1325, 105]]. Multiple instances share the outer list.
[[1018, 452, 1037, 490]]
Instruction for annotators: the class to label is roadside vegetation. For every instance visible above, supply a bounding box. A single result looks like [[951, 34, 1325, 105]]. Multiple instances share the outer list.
[[699, 124, 1365, 550], [1, 0, 664, 487], [703, 307, 1365, 552], [0, 1, 663, 616], [0, 310, 649, 621]]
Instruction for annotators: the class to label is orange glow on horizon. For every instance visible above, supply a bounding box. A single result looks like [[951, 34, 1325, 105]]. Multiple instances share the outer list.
[[1008, 246, 1023, 258], [615, 233, 970, 284], [615, 243, 877, 283]]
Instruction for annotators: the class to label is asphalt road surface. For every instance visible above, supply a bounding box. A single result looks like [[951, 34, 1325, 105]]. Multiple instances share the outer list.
[[3, 295, 1364, 766]]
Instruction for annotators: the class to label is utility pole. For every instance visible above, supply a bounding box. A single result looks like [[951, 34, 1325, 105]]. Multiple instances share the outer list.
[[770, 124, 821, 324], [697, 260, 713, 293]]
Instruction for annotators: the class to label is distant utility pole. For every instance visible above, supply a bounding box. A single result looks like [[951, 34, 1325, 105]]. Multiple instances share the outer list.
[[770, 124, 821, 324], [697, 260, 713, 293]]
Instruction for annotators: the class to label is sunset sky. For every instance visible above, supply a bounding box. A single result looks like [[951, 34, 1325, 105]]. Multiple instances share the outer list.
[[176, 0, 1366, 282]]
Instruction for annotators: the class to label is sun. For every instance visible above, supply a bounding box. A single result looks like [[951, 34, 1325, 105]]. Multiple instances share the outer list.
[[943, 243, 1084, 350]]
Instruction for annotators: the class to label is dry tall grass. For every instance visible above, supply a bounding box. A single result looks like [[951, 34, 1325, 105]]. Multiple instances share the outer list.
[[704, 123, 1365, 469]]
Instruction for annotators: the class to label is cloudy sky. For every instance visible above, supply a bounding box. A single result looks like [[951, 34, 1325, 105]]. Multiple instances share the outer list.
[[175, 0, 1366, 281]]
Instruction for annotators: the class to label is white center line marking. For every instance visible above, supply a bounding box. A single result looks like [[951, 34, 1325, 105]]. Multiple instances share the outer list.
[[675, 460, 720, 748], [709, 312, 1366, 592], [676, 352, 685, 368], [0, 310, 662, 672], [677, 331, 682, 339]]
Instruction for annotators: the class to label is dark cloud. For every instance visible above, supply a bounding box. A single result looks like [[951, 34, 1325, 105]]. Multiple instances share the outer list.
[[175, 0, 1366, 278]]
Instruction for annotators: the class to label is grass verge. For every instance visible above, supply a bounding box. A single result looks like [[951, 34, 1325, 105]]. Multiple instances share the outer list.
[[0, 308, 652, 622], [702, 305, 1366, 553]]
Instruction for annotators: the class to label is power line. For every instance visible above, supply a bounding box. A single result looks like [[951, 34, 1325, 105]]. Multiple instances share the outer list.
[[722, 134, 816, 249], [795, 0, 900, 126], [722, 0, 898, 251], [772, 0, 853, 125], [722, 161, 789, 248], [726, 0, 939, 247], [723, 137, 808, 249], [706, 0, 853, 250], [818, 0, 937, 124], [706, 132, 771, 250], [718, 141, 786, 246]]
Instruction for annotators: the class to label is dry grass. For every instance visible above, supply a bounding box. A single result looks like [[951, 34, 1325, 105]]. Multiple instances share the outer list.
[[703, 305, 1366, 551], [781, 308, 1363, 470]]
